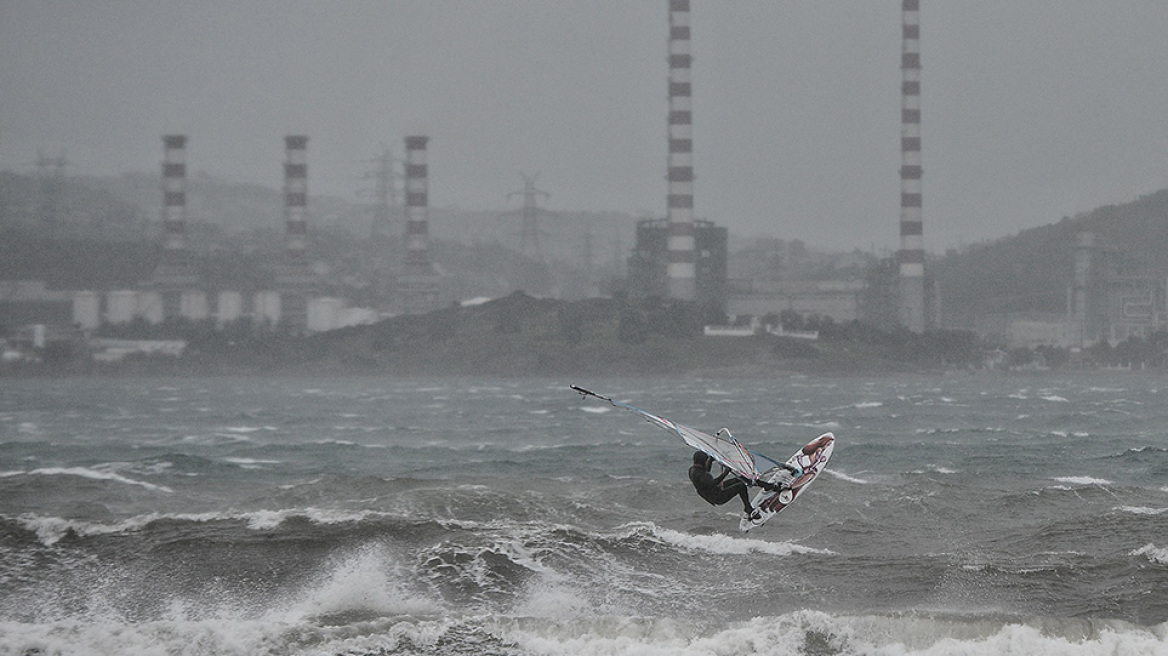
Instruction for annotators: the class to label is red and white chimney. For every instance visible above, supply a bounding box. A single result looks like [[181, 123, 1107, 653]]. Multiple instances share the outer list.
[[161, 135, 188, 262], [666, 0, 696, 300], [403, 135, 432, 274], [284, 135, 309, 268], [898, 0, 925, 331]]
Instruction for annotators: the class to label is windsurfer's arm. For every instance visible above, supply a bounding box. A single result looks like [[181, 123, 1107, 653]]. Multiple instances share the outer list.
[[714, 466, 729, 484]]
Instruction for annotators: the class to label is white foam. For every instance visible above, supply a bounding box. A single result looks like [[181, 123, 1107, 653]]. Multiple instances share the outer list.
[[1118, 506, 1168, 516], [222, 457, 281, 469], [241, 507, 391, 530], [827, 469, 869, 484], [1132, 544, 1168, 566], [581, 406, 611, 414], [14, 507, 399, 546], [286, 545, 441, 621], [3, 609, 1164, 656], [500, 611, 1168, 656], [645, 524, 833, 556], [1052, 476, 1113, 486], [512, 578, 597, 619], [22, 467, 173, 492], [1041, 394, 1070, 402]]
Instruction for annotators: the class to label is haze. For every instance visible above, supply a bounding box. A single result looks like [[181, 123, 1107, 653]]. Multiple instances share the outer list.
[[2, 1, 1166, 251]]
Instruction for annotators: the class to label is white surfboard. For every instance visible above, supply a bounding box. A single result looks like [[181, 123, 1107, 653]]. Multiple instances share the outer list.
[[740, 432, 835, 532]]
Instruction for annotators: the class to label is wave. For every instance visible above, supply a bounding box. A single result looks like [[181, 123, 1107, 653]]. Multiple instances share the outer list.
[[220, 426, 276, 434], [1133, 544, 1168, 566], [643, 523, 833, 557], [6, 507, 404, 546], [1, 608, 1164, 656], [1052, 475, 1113, 486], [826, 469, 869, 484], [1118, 506, 1168, 516], [9, 467, 173, 493]]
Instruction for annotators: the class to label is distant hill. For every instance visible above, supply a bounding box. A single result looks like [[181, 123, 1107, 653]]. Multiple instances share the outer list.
[[933, 189, 1168, 328]]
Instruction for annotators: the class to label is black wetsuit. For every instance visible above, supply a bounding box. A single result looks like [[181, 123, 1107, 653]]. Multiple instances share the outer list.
[[688, 463, 753, 513]]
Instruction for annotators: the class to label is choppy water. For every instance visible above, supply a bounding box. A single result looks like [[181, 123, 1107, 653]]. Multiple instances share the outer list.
[[1, 374, 1167, 655]]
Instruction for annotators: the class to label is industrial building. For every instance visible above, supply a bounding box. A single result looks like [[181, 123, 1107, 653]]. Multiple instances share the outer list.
[[1067, 232, 1168, 347], [626, 218, 726, 307]]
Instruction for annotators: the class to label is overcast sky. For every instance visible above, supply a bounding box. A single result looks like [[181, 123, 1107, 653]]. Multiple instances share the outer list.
[[2, 1, 1167, 252]]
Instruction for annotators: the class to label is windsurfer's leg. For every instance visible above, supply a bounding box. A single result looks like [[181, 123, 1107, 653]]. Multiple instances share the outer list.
[[722, 479, 753, 513]]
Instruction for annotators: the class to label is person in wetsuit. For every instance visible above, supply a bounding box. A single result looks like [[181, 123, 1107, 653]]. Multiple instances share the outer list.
[[688, 450, 780, 520]]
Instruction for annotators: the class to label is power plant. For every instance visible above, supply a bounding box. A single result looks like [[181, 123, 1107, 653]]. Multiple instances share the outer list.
[[12, 2, 962, 350], [69, 135, 374, 334]]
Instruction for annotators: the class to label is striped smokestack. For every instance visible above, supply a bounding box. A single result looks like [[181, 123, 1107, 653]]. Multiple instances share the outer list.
[[898, 0, 925, 331], [161, 135, 188, 265], [152, 133, 199, 293], [403, 135, 432, 274], [398, 135, 441, 313], [284, 135, 309, 268], [666, 0, 696, 301]]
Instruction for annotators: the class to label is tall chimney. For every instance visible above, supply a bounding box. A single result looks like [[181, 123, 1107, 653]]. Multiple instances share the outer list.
[[284, 135, 309, 268], [161, 134, 189, 267], [403, 135, 432, 274], [666, 0, 696, 300], [898, 0, 926, 331], [151, 134, 199, 294], [398, 135, 441, 313]]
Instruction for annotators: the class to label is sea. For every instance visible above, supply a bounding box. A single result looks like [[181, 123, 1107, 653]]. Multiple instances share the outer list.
[[1, 374, 1167, 655]]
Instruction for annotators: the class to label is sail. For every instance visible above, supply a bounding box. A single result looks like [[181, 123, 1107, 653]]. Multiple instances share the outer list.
[[572, 385, 760, 482]]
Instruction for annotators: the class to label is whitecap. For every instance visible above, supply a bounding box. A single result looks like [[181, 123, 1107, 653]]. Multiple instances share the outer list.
[[1041, 395, 1070, 402], [581, 406, 611, 414], [24, 467, 173, 492], [1132, 543, 1168, 565], [17, 511, 222, 546], [223, 457, 281, 469], [1052, 475, 1112, 486], [1117, 506, 1168, 515], [646, 524, 833, 556], [827, 470, 868, 484], [286, 545, 441, 621]]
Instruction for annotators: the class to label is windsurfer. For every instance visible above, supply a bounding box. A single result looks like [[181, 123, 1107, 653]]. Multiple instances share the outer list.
[[688, 450, 785, 520]]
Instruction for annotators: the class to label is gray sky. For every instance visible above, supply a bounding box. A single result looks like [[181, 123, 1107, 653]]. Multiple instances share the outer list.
[[2, 1, 1167, 252]]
